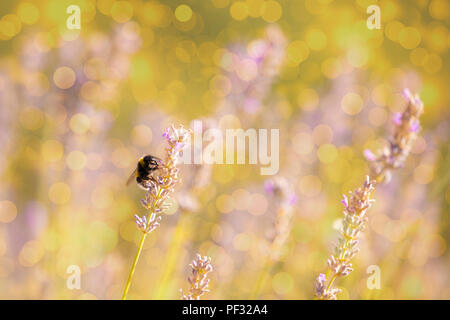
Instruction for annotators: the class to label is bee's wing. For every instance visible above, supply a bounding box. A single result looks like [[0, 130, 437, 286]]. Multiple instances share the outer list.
[[126, 168, 138, 186]]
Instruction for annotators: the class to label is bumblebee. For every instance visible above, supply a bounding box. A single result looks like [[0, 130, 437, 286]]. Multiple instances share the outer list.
[[127, 155, 163, 189]]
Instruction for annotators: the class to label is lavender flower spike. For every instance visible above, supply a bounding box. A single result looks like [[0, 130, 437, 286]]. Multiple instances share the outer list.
[[137, 124, 192, 234], [365, 88, 424, 182], [122, 125, 191, 300], [315, 176, 375, 300], [181, 254, 213, 300], [315, 273, 341, 300]]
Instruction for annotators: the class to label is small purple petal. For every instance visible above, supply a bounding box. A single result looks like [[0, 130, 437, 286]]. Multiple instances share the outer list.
[[414, 97, 423, 107], [288, 193, 298, 206], [341, 195, 349, 209], [393, 112, 402, 126], [318, 273, 326, 282], [410, 121, 420, 132], [364, 149, 377, 162], [402, 88, 412, 101], [162, 127, 170, 139], [264, 180, 275, 194]]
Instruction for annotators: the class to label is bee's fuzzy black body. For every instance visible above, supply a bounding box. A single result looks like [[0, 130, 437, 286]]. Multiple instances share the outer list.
[[127, 155, 162, 188]]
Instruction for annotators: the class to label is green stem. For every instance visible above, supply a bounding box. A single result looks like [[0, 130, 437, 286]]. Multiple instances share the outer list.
[[154, 213, 188, 299], [122, 232, 147, 300], [325, 235, 350, 295], [326, 273, 338, 293], [250, 258, 271, 299], [121, 187, 164, 300]]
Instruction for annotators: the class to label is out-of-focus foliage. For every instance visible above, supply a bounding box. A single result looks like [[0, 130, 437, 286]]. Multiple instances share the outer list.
[[0, 0, 448, 299]]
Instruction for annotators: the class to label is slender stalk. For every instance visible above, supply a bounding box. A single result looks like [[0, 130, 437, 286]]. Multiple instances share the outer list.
[[325, 274, 338, 293], [121, 232, 147, 300], [154, 213, 188, 299], [250, 258, 271, 299], [250, 177, 295, 299], [122, 187, 163, 299], [120, 124, 191, 300]]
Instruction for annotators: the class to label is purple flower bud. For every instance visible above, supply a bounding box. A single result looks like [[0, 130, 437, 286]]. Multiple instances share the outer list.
[[410, 120, 420, 132], [162, 127, 170, 139], [264, 180, 275, 194], [414, 97, 423, 107], [317, 273, 326, 282], [288, 193, 298, 206], [402, 88, 412, 101], [341, 194, 349, 209], [364, 149, 377, 162], [393, 112, 402, 126], [175, 142, 185, 151], [314, 273, 327, 297]]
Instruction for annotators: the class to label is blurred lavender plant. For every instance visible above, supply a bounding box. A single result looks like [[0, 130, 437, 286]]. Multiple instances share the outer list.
[[181, 254, 213, 300], [220, 25, 286, 120], [315, 89, 424, 300], [315, 176, 375, 300], [176, 118, 217, 212], [251, 177, 296, 298], [134, 125, 192, 232], [122, 125, 191, 300], [364, 88, 425, 183], [264, 177, 297, 261]]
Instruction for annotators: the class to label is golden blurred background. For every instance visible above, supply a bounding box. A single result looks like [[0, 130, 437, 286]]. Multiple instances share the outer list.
[[0, 0, 448, 299]]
